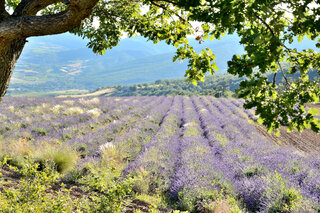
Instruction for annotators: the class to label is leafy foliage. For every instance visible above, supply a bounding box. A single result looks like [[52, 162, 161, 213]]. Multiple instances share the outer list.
[[5, 0, 320, 132], [0, 155, 134, 212], [5, 0, 20, 9], [94, 74, 240, 97], [179, 0, 320, 133]]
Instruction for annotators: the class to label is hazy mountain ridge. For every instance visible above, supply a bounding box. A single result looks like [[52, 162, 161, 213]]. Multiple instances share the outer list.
[[8, 33, 317, 96]]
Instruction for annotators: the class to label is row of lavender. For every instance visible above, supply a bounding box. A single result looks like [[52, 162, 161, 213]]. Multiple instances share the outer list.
[[0, 96, 319, 212], [125, 97, 320, 212], [0, 97, 168, 155]]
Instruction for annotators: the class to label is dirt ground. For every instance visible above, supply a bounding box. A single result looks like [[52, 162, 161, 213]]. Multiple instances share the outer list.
[[255, 103, 320, 154], [256, 125, 320, 154]]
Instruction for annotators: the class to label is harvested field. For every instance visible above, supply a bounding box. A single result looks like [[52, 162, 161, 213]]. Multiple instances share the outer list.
[[256, 125, 320, 154]]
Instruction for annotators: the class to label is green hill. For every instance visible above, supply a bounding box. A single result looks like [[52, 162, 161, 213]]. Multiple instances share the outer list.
[[54, 74, 241, 98], [8, 33, 243, 96], [7, 33, 317, 96]]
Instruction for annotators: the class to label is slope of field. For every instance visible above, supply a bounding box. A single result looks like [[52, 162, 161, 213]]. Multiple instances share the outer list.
[[0, 97, 319, 212]]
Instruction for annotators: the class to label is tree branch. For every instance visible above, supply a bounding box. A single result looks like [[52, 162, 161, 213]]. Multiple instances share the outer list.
[[154, 0, 177, 6], [273, 72, 277, 86], [253, 13, 292, 52], [0, 0, 99, 40], [150, 0, 186, 23], [13, 0, 64, 16], [278, 61, 290, 87]]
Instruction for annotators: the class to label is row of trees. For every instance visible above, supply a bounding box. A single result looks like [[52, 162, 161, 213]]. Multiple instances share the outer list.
[[96, 74, 239, 97]]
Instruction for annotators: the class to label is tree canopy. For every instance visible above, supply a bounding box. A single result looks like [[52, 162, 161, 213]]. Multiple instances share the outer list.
[[3, 0, 320, 133]]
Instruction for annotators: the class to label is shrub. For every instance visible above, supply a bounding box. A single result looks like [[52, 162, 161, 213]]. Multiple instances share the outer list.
[[0, 159, 74, 212], [79, 160, 134, 212], [178, 189, 242, 213], [62, 100, 74, 105], [196, 195, 242, 213], [8, 106, 14, 113], [87, 108, 102, 118], [0, 154, 25, 168], [132, 168, 150, 195], [62, 164, 91, 183], [0, 147, 133, 213], [51, 104, 63, 114], [9, 137, 33, 155], [79, 97, 100, 106], [63, 107, 84, 115], [100, 142, 128, 168], [34, 147, 79, 173], [51, 149, 79, 173], [31, 127, 47, 136], [262, 172, 303, 212]]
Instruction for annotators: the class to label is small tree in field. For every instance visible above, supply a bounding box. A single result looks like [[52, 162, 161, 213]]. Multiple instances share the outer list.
[[1, 0, 320, 133]]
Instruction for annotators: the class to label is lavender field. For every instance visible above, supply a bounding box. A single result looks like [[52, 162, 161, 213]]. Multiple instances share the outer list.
[[0, 96, 320, 212]]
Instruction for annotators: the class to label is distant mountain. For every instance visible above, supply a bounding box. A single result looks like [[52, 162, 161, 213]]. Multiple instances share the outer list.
[[7, 33, 317, 96]]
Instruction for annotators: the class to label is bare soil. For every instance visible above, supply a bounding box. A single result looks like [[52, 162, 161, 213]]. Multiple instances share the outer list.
[[255, 103, 320, 154], [255, 125, 320, 154], [58, 88, 115, 98], [0, 168, 21, 192], [125, 199, 157, 213]]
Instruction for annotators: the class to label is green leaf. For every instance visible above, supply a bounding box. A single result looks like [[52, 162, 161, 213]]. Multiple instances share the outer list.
[[257, 118, 264, 124], [308, 108, 319, 116], [297, 35, 304, 42]]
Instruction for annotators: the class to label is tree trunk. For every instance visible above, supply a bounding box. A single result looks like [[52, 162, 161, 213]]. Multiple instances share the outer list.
[[0, 38, 26, 101]]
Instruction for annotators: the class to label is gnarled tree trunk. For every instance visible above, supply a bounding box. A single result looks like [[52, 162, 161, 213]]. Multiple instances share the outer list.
[[0, 0, 99, 101], [0, 38, 26, 101]]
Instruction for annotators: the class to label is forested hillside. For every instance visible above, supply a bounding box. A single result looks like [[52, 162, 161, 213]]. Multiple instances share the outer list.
[[62, 69, 319, 98], [92, 74, 241, 97]]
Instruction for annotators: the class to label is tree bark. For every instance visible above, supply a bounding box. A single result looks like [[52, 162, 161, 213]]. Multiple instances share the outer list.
[[0, 0, 99, 100], [0, 38, 26, 101]]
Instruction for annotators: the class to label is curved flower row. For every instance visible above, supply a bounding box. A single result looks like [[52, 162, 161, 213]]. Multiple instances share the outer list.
[[193, 96, 320, 211]]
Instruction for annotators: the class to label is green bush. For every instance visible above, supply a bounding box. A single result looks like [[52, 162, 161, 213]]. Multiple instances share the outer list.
[[0, 156, 134, 213], [0, 159, 66, 212], [78, 161, 134, 212], [0, 153, 26, 168], [31, 127, 47, 136], [34, 147, 79, 173], [263, 172, 303, 212]]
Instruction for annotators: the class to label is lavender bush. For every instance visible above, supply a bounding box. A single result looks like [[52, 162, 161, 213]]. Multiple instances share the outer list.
[[0, 96, 319, 212]]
